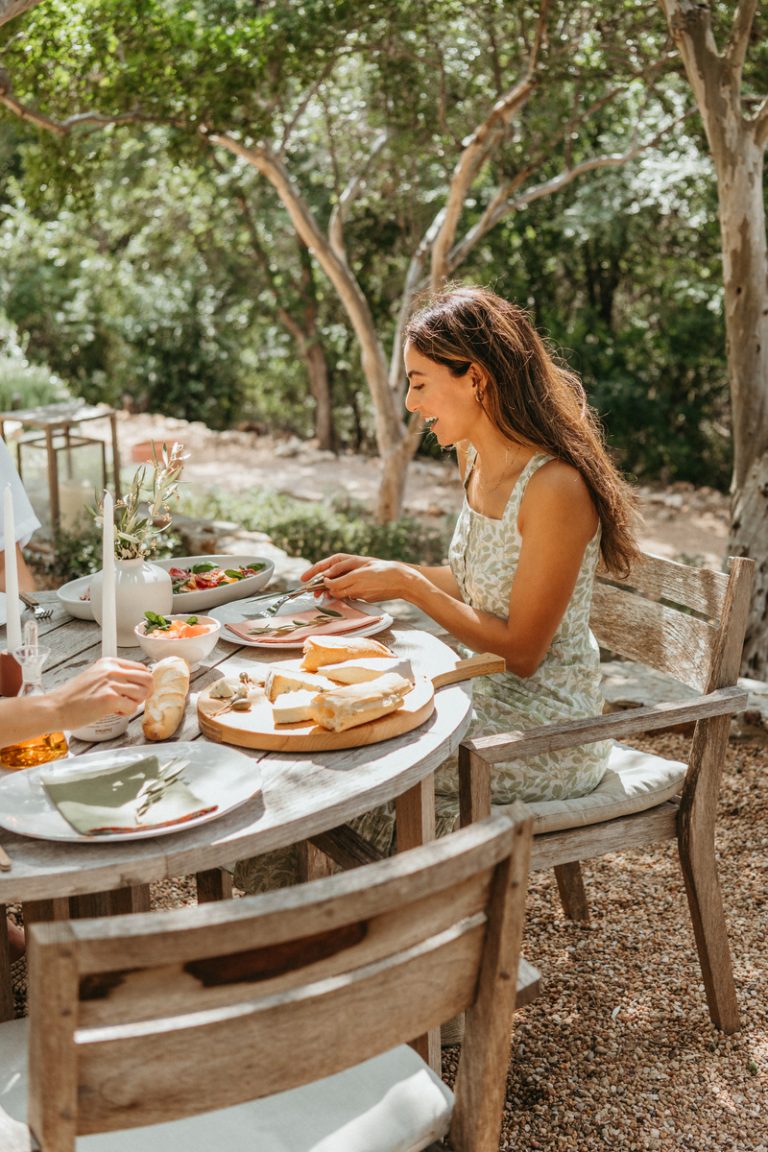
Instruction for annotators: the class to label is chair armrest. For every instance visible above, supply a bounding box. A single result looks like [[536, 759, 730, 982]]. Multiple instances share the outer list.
[[461, 685, 748, 767]]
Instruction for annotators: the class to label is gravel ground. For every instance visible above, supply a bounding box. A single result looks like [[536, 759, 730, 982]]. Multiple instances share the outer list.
[[442, 731, 768, 1151]]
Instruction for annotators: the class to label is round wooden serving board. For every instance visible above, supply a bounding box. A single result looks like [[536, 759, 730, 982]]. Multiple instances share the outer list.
[[198, 675, 436, 752]]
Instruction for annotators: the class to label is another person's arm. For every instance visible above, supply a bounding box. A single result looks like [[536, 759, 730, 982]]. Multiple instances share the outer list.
[[0, 658, 152, 746]]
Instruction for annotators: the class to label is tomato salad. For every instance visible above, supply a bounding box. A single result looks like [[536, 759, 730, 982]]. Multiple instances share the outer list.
[[168, 561, 266, 595]]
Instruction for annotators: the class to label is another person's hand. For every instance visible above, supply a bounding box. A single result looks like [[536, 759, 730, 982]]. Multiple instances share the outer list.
[[48, 657, 152, 729], [302, 553, 411, 603]]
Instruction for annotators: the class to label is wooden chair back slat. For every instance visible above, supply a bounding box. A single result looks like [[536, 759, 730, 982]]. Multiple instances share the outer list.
[[596, 551, 730, 615], [590, 553, 754, 695], [76, 871, 493, 1028], [78, 920, 486, 1133], [27, 808, 533, 1151], [590, 581, 718, 691]]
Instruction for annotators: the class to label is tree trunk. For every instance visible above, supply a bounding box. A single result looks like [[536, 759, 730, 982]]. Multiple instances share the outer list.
[[376, 435, 418, 522], [304, 338, 334, 451], [714, 133, 768, 678]]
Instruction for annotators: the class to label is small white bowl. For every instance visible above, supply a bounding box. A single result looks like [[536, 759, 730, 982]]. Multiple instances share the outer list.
[[134, 614, 222, 669]]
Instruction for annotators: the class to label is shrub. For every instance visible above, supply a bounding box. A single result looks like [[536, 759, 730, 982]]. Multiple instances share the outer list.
[[179, 487, 451, 566]]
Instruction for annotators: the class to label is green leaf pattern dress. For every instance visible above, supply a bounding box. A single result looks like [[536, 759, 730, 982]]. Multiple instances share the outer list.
[[433, 448, 610, 832]]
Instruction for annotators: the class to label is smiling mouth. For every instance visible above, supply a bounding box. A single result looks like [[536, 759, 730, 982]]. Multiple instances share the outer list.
[[424, 416, 438, 429]]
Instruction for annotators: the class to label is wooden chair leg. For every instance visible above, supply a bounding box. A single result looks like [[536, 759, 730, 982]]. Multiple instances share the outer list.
[[396, 778, 440, 1074], [0, 908, 13, 1022], [458, 743, 491, 827], [554, 862, 590, 923], [297, 841, 336, 883], [196, 869, 233, 903], [678, 718, 740, 1033]]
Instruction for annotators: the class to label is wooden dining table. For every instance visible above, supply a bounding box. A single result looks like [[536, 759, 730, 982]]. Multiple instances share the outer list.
[[0, 590, 477, 1046]]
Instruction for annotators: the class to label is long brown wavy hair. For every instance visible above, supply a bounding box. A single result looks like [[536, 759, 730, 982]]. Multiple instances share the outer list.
[[404, 285, 639, 575]]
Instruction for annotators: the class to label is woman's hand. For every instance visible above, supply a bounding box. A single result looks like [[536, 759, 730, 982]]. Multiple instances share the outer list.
[[50, 658, 153, 727], [302, 553, 413, 604]]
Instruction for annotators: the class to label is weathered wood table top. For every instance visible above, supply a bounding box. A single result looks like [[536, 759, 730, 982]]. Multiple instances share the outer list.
[[0, 592, 472, 904]]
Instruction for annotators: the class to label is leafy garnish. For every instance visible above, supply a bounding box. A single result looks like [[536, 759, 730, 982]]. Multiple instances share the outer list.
[[144, 611, 172, 633]]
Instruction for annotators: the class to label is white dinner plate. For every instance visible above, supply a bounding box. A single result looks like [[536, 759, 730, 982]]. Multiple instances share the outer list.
[[0, 741, 261, 843], [209, 594, 394, 650], [0, 591, 27, 628], [56, 554, 275, 620]]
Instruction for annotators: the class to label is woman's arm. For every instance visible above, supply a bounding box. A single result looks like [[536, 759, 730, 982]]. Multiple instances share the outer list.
[[306, 461, 598, 677], [0, 658, 152, 746]]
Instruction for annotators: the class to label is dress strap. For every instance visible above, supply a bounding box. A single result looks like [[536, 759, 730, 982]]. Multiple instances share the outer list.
[[504, 452, 554, 518]]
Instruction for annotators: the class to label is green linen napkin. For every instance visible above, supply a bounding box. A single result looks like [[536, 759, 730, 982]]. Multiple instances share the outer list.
[[40, 754, 217, 836]]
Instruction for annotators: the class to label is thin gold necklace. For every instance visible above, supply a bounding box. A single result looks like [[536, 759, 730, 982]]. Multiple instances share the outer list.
[[474, 445, 525, 494]]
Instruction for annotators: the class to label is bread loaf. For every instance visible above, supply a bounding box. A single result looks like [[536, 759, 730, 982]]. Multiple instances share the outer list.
[[142, 656, 190, 741], [301, 634, 394, 672]]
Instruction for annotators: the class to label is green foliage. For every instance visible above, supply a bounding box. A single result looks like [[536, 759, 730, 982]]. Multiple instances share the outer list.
[[0, 356, 71, 411], [178, 485, 451, 566], [30, 518, 182, 584]]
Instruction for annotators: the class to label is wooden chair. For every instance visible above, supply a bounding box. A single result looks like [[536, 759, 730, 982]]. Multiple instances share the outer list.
[[458, 551, 753, 1034], [0, 808, 532, 1152]]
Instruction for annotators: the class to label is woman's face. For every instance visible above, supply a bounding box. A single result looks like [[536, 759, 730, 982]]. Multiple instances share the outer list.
[[404, 341, 481, 446]]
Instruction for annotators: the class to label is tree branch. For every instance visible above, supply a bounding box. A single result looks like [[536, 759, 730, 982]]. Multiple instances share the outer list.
[[0, 0, 42, 27], [0, 77, 183, 136], [328, 129, 388, 265], [752, 96, 768, 149], [428, 0, 551, 288], [725, 0, 757, 78], [446, 114, 690, 275]]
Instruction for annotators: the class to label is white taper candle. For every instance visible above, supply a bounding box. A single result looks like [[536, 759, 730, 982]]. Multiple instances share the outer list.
[[100, 491, 117, 658]]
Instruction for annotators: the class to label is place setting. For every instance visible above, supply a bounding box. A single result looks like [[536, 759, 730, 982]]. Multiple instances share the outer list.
[[208, 574, 394, 650]]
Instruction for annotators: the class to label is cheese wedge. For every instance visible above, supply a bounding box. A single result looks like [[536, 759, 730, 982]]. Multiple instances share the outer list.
[[272, 690, 317, 725], [265, 668, 335, 702], [321, 657, 414, 685], [301, 634, 394, 672], [311, 672, 413, 733]]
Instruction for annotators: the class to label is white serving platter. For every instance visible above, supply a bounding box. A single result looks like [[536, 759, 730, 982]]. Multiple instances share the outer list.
[[57, 554, 275, 619]]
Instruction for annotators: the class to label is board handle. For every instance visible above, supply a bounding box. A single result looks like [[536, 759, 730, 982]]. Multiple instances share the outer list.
[[431, 652, 505, 689]]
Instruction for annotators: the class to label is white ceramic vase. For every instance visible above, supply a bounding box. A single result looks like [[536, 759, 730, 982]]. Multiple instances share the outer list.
[[90, 558, 173, 647]]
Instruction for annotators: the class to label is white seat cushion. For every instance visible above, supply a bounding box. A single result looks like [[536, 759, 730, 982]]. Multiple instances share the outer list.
[[493, 743, 686, 834], [0, 1016, 452, 1152]]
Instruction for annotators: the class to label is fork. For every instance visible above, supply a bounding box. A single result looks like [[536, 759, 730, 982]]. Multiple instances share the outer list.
[[248, 574, 327, 619], [19, 592, 53, 621]]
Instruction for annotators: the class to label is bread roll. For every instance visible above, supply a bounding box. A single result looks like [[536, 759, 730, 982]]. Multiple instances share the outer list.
[[142, 656, 190, 741], [301, 634, 394, 672]]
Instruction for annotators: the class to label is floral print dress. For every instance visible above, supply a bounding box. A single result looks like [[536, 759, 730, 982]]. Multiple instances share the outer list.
[[432, 448, 609, 832]]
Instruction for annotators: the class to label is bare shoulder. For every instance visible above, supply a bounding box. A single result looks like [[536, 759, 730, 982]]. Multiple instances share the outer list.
[[521, 457, 598, 532]]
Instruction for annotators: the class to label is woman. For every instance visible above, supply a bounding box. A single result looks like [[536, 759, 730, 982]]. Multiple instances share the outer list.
[[234, 286, 639, 898], [303, 285, 639, 827]]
